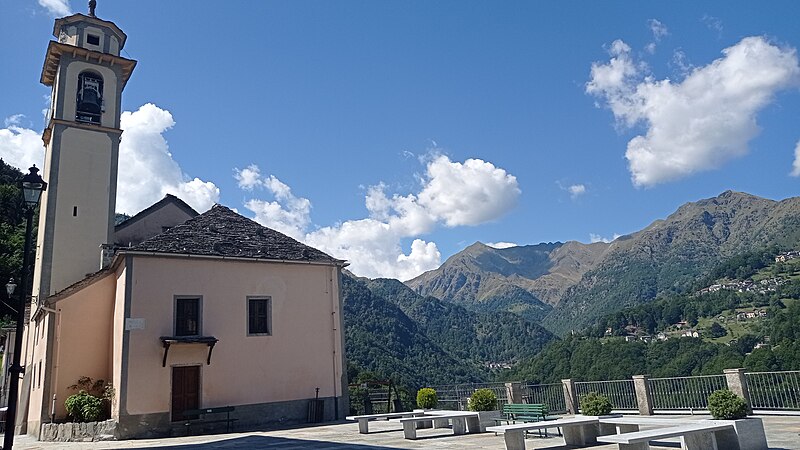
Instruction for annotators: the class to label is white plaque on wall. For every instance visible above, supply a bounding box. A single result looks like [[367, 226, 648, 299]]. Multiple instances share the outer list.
[[125, 318, 145, 330]]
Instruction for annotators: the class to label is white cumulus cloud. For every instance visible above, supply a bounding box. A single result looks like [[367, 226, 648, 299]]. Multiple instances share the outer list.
[[649, 19, 669, 41], [590, 233, 621, 244], [239, 154, 520, 280], [486, 242, 517, 249], [118, 103, 219, 214], [791, 140, 800, 177], [4, 114, 26, 127], [233, 165, 311, 240], [566, 184, 586, 199], [702, 15, 724, 37], [587, 36, 800, 186], [1, 105, 220, 215], [38, 0, 71, 17], [645, 19, 669, 54], [0, 119, 44, 171], [417, 155, 520, 227]]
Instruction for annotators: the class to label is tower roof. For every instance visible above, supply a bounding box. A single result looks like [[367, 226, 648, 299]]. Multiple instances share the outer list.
[[52, 13, 127, 49], [128, 204, 344, 265]]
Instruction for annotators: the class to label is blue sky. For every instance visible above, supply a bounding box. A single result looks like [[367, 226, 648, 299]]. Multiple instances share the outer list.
[[2, 1, 800, 280]]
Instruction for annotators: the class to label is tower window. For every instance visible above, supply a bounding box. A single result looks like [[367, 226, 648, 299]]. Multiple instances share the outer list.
[[76, 72, 103, 124], [87, 34, 100, 46], [73, 206, 78, 217]]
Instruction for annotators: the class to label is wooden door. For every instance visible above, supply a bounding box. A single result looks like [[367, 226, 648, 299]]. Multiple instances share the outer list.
[[171, 366, 200, 421]]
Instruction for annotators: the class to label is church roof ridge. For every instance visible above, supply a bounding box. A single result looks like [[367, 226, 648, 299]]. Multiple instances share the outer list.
[[128, 204, 343, 264], [115, 194, 199, 232]]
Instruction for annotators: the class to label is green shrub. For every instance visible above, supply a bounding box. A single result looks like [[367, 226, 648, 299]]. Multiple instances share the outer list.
[[416, 388, 438, 409], [64, 376, 114, 422], [468, 388, 498, 411], [708, 389, 748, 420], [580, 392, 613, 416], [64, 391, 104, 423]]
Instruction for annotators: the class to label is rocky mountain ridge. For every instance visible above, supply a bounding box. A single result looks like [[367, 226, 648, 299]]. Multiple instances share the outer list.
[[406, 191, 800, 334]]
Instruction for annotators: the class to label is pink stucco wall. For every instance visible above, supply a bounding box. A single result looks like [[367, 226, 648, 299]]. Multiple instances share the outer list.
[[121, 255, 344, 418], [111, 264, 127, 419], [28, 273, 116, 421]]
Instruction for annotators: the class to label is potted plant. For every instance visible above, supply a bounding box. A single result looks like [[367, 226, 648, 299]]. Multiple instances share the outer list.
[[579, 392, 619, 438], [468, 388, 500, 432], [416, 387, 438, 410], [579, 392, 613, 416], [415, 388, 439, 428], [707, 389, 767, 450]]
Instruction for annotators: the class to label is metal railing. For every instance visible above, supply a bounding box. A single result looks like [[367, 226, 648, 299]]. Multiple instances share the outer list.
[[746, 371, 800, 410], [575, 379, 638, 410], [649, 374, 727, 410], [417, 370, 800, 415], [431, 382, 509, 411], [523, 382, 567, 413]]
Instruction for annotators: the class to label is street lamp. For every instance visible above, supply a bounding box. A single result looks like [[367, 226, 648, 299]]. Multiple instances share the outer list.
[[4, 166, 46, 450]]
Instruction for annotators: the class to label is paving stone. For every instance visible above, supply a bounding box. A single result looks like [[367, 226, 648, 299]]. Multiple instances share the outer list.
[[4, 414, 799, 449]]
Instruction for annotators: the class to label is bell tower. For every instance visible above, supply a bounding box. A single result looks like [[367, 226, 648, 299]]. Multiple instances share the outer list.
[[33, 3, 136, 299]]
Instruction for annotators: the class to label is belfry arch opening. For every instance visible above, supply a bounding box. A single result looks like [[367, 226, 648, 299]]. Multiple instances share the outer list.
[[76, 71, 103, 124]]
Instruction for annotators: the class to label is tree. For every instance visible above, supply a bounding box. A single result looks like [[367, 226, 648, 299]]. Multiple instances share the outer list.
[[708, 322, 727, 339], [0, 160, 28, 319], [744, 348, 780, 372]]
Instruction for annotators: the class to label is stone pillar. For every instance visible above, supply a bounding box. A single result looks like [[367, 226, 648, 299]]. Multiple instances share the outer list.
[[505, 382, 523, 404], [724, 368, 753, 414], [632, 375, 654, 416], [562, 379, 579, 414]]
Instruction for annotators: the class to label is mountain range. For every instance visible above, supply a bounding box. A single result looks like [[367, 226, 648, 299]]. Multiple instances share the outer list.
[[407, 191, 800, 334]]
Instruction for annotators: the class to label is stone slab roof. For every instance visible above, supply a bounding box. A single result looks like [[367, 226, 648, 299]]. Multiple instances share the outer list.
[[128, 204, 342, 264], [115, 194, 198, 232]]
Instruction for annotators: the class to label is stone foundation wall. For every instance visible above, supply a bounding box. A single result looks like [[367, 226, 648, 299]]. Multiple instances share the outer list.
[[40, 419, 119, 442], [116, 396, 344, 439]]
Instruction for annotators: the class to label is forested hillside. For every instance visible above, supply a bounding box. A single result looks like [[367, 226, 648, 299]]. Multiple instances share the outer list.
[[0, 160, 30, 319], [507, 251, 800, 383], [506, 301, 800, 383], [343, 274, 554, 389], [342, 275, 477, 389], [365, 278, 553, 365], [547, 191, 800, 333]]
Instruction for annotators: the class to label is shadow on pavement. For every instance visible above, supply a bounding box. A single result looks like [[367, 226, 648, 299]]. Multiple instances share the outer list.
[[124, 435, 406, 449]]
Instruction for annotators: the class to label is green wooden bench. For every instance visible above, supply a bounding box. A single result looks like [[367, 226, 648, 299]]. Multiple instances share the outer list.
[[494, 403, 561, 437]]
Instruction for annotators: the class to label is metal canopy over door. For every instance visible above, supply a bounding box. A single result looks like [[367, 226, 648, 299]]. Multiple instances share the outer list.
[[171, 365, 200, 422]]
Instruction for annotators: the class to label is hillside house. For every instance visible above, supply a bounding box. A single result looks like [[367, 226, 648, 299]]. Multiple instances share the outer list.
[[775, 251, 800, 263]]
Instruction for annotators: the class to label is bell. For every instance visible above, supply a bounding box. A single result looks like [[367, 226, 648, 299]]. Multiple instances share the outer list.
[[78, 88, 102, 115]]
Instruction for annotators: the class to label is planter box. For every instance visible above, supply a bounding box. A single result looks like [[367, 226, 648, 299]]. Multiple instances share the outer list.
[[712, 417, 768, 450]]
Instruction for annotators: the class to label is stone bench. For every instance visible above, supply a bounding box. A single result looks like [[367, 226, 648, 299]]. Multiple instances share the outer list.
[[597, 422, 734, 450], [597, 416, 700, 435], [398, 411, 481, 439], [598, 416, 768, 450], [345, 411, 423, 434], [487, 416, 600, 450]]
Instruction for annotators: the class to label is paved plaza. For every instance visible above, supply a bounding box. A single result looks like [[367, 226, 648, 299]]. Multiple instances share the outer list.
[[4, 414, 799, 450]]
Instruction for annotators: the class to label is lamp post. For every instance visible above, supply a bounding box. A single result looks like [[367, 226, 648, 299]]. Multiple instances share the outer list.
[[3, 166, 46, 450]]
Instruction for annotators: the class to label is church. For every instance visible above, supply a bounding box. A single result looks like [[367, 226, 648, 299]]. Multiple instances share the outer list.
[[16, 4, 348, 440]]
